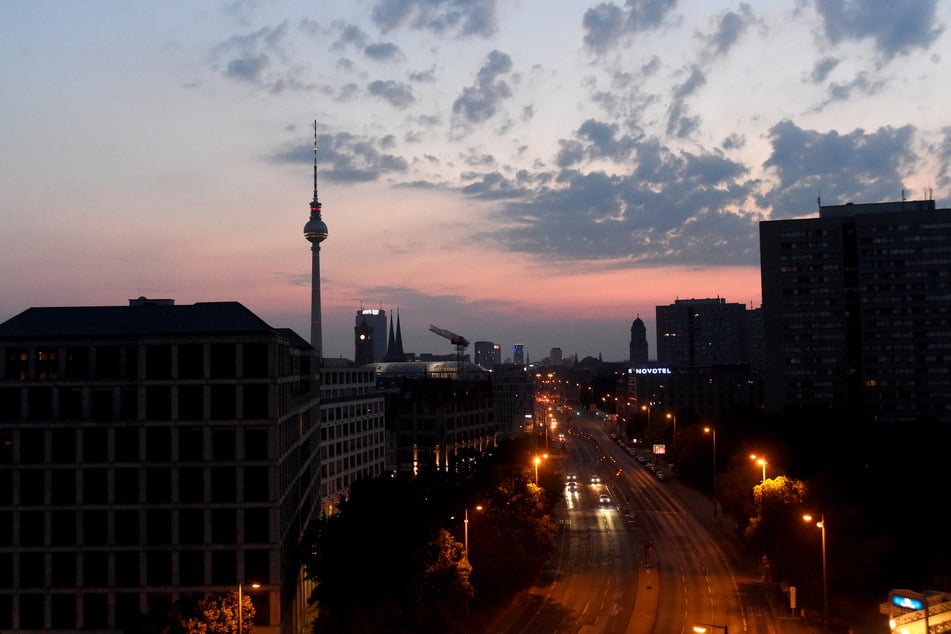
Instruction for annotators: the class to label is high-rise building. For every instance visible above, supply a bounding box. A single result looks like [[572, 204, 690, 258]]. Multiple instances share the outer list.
[[473, 341, 500, 368], [0, 299, 319, 633], [549, 347, 563, 365], [354, 308, 386, 365], [759, 199, 951, 423], [512, 343, 525, 366], [629, 315, 649, 363], [656, 298, 753, 367]]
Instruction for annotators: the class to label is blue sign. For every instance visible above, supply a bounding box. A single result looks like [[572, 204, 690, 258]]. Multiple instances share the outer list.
[[891, 594, 924, 611]]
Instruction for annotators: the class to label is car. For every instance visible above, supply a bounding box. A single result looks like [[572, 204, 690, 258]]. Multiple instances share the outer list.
[[655, 471, 668, 481], [635, 455, 647, 464], [599, 494, 612, 504], [646, 463, 657, 473], [567, 481, 578, 491], [590, 475, 601, 484], [566, 473, 578, 482]]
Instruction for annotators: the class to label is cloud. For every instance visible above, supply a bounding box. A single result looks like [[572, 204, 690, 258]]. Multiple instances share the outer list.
[[371, 0, 498, 37], [214, 21, 312, 91], [706, 4, 753, 57], [329, 21, 369, 51], [364, 41, 404, 61], [467, 132, 759, 267], [583, 0, 679, 53], [817, 71, 886, 108], [451, 49, 514, 125], [760, 119, 918, 217], [367, 79, 415, 108], [809, 56, 840, 83], [815, 0, 944, 60], [270, 131, 409, 183]]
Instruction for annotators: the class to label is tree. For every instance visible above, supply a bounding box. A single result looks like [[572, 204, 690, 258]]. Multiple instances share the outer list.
[[180, 593, 254, 634]]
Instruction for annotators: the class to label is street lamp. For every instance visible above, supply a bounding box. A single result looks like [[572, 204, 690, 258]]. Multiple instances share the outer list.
[[750, 454, 767, 483], [666, 412, 677, 452], [236, 582, 260, 634], [803, 513, 828, 634], [463, 505, 483, 561], [703, 426, 717, 517]]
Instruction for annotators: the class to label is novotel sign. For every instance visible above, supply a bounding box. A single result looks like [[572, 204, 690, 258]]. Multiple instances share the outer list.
[[629, 367, 672, 375]]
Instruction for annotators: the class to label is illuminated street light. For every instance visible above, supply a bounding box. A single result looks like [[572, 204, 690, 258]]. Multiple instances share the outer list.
[[703, 426, 717, 517], [803, 513, 828, 634], [533, 456, 541, 484], [463, 505, 483, 561], [666, 412, 677, 452], [750, 454, 767, 482], [236, 581, 260, 634]]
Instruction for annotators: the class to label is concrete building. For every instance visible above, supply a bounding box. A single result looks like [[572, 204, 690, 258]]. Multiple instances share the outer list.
[[318, 359, 386, 517], [0, 299, 320, 633], [760, 199, 951, 423], [473, 341, 500, 368], [353, 308, 387, 365], [489, 363, 535, 434], [370, 361, 496, 474], [656, 298, 757, 368], [512, 344, 525, 366]]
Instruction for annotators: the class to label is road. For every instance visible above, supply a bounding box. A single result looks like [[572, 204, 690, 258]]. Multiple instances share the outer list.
[[486, 412, 782, 634]]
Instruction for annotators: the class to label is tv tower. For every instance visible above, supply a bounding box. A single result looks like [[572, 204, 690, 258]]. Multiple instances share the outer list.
[[303, 120, 328, 360]]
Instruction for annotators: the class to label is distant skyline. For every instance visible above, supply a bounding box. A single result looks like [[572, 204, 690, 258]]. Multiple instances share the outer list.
[[3, 0, 949, 362]]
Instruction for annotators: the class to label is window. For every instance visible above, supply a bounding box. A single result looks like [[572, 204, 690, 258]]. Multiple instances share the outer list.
[[20, 552, 45, 587], [244, 508, 269, 543], [114, 510, 139, 545], [211, 550, 237, 584], [244, 343, 268, 378], [20, 511, 45, 546], [147, 551, 172, 585], [50, 469, 76, 504], [114, 468, 139, 504], [83, 511, 108, 545], [243, 384, 269, 419], [82, 468, 107, 504], [146, 345, 172, 379], [211, 467, 236, 503], [178, 467, 204, 503], [244, 549, 270, 584], [19, 594, 44, 629], [210, 344, 236, 378], [83, 428, 108, 462], [51, 595, 76, 628], [178, 385, 204, 420], [178, 426, 204, 461], [51, 551, 76, 587], [83, 593, 108, 629], [146, 469, 171, 504], [212, 429, 235, 460], [179, 509, 205, 544], [28, 387, 53, 418], [146, 386, 172, 420], [51, 510, 76, 546], [180, 550, 205, 586], [244, 467, 269, 502], [146, 427, 172, 461], [115, 551, 140, 587], [83, 551, 108, 586], [211, 508, 237, 544], [178, 344, 204, 379], [210, 385, 236, 420], [19, 469, 45, 505], [20, 428, 45, 463], [244, 429, 268, 460], [146, 510, 172, 545]]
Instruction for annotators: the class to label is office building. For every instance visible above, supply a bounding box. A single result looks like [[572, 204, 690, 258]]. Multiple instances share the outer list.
[[473, 341, 500, 368], [512, 343, 525, 366], [354, 308, 387, 365], [318, 359, 386, 516], [760, 199, 951, 423], [0, 299, 320, 633], [656, 298, 757, 367]]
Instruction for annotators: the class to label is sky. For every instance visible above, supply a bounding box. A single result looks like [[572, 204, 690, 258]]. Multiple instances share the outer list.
[[2, 0, 950, 363]]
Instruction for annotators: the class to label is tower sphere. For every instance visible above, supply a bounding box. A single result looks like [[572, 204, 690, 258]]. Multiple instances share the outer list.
[[304, 217, 328, 243]]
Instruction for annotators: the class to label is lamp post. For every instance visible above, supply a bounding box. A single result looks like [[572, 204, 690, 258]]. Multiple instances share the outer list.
[[463, 505, 483, 561], [703, 426, 717, 517], [665, 412, 677, 452], [803, 513, 828, 634], [236, 582, 260, 634], [750, 454, 767, 483], [533, 456, 541, 484]]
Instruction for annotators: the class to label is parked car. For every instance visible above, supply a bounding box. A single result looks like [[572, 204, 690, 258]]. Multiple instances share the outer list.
[[655, 471, 668, 481]]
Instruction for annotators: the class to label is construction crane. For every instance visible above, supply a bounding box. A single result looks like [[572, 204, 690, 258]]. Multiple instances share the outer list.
[[429, 324, 469, 375]]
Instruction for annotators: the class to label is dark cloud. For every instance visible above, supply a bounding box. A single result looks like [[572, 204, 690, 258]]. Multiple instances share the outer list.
[[214, 22, 313, 91], [708, 5, 752, 56], [371, 0, 498, 37], [818, 71, 886, 108], [330, 22, 369, 51], [224, 54, 270, 82], [367, 79, 415, 108], [451, 50, 514, 124], [465, 131, 759, 266], [815, 0, 944, 59], [665, 100, 701, 139], [364, 42, 404, 61], [672, 66, 706, 99], [760, 119, 918, 218], [583, 0, 679, 53], [270, 131, 409, 183], [809, 56, 840, 83]]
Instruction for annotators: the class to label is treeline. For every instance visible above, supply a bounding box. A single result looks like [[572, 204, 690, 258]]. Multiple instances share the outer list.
[[303, 436, 559, 634]]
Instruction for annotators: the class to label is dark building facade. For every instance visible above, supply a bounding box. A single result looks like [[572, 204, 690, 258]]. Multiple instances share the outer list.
[[0, 299, 320, 633], [656, 298, 757, 368], [760, 199, 951, 423]]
